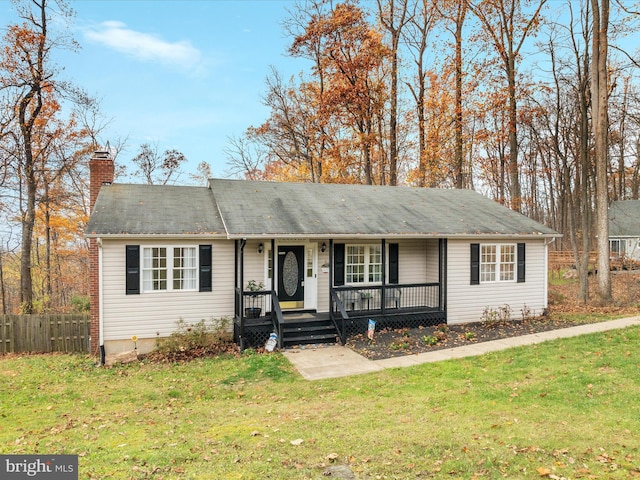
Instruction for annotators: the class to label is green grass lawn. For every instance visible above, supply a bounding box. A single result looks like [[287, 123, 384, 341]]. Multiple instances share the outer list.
[[1, 328, 639, 479]]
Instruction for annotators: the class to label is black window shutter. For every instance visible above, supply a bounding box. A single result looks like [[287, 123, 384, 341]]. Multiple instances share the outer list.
[[470, 243, 480, 285], [517, 243, 526, 283], [334, 243, 345, 286], [125, 245, 140, 295], [389, 243, 399, 284], [199, 244, 212, 292]]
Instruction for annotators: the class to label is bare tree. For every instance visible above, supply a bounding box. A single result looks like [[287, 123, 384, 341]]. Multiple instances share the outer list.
[[467, 0, 547, 211], [224, 134, 267, 180], [591, 0, 611, 301], [0, 0, 77, 313], [377, 0, 411, 185], [130, 143, 187, 185]]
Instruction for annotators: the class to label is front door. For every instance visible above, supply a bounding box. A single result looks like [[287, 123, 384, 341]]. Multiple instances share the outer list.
[[278, 245, 305, 309]]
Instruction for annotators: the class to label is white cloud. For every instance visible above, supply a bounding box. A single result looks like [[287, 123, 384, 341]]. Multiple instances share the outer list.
[[84, 21, 203, 72]]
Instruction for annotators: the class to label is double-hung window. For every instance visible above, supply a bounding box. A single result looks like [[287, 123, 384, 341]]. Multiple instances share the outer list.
[[610, 239, 625, 258], [142, 246, 197, 292], [346, 244, 382, 284], [480, 244, 516, 283]]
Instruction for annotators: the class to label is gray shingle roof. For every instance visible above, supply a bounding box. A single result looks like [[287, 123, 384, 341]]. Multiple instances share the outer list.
[[85, 179, 559, 238], [609, 200, 640, 237], [209, 179, 558, 238], [85, 184, 226, 236]]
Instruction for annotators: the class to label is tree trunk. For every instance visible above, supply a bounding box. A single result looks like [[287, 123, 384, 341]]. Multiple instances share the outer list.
[[591, 0, 612, 302], [507, 56, 521, 211], [20, 129, 37, 314], [454, 2, 467, 189], [0, 247, 6, 315]]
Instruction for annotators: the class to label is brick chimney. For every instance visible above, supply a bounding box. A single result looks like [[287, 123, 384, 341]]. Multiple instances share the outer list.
[[89, 150, 114, 361], [89, 150, 114, 212]]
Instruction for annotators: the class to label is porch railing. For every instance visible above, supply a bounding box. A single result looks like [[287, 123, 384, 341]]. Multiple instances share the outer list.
[[329, 282, 442, 344], [330, 290, 350, 344], [331, 282, 441, 314], [235, 288, 285, 349]]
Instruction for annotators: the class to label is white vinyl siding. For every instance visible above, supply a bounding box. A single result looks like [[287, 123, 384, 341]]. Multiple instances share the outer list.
[[447, 239, 548, 325], [101, 239, 234, 342]]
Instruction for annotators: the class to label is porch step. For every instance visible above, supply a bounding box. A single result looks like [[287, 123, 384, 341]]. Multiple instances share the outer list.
[[282, 317, 338, 347]]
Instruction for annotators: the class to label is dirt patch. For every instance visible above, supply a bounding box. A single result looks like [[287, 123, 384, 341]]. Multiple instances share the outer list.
[[346, 272, 640, 361]]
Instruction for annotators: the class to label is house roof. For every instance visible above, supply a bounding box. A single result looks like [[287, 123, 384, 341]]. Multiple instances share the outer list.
[[609, 200, 640, 237], [85, 184, 226, 236], [209, 179, 558, 239], [85, 179, 559, 239]]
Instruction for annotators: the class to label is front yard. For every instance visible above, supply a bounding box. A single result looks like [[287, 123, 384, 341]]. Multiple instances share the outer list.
[[1, 322, 639, 478]]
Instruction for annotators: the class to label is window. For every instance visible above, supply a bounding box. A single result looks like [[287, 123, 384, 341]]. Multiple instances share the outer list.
[[610, 239, 625, 258], [173, 247, 197, 290], [306, 248, 314, 277], [480, 244, 516, 283], [143, 247, 167, 291], [142, 246, 197, 292], [346, 244, 382, 284]]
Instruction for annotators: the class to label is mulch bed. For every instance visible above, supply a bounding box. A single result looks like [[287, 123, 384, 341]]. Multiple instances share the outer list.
[[344, 317, 587, 360], [346, 272, 640, 360]]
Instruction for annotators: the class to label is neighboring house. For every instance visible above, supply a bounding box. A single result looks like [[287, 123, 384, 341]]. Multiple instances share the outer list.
[[86, 152, 560, 362], [609, 200, 640, 263]]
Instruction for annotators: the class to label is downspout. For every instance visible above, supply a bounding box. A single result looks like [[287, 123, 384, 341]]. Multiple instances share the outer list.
[[98, 238, 105, 365], [239, 239, 246, 350]]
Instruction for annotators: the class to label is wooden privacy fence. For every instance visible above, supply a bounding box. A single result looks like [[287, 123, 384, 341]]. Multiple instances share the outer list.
[[0, 314, 91, 354]]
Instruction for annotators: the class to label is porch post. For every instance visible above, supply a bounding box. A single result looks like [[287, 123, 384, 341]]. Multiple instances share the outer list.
[[381, 239, 386, 314], [270, 239, 275, 292], [329, 239, 334, 299], [439, 238, 447, 317]]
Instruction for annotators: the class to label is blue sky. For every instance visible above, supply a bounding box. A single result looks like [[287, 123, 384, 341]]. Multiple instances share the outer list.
[[3, 0, 307, 181]]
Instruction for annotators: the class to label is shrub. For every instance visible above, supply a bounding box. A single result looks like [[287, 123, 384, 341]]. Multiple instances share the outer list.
[[433, 330, 447, 341], [521, 304, 534, 322], [390, 340, 410, 350], [482, 305, 512, 328], [150, 317, 237, 361], [422, 335, 439, 346], [71, 295, 90, 312]]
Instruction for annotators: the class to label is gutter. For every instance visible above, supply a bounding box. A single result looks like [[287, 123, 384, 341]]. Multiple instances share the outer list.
[[84, 233, 227, 240], [222, 233, 563, 241]]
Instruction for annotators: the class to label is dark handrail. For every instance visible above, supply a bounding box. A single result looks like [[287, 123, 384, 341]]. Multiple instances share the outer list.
[[270, 291, 285, 349], [331, 282, 442, 315], [330, 289, 349, 344]]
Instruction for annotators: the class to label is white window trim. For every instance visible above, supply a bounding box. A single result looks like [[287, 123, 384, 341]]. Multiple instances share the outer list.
[[141, 246, 198, 293], [345, 244, 383, 285], [609, 239, 626, 257], [480, 243, 516, 284]]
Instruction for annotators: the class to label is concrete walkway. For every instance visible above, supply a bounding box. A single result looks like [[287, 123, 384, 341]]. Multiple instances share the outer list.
[[282, 316, 640, 380]]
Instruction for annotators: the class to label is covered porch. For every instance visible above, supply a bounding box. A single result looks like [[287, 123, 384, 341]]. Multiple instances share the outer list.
[[233, 238, 447, 349]]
